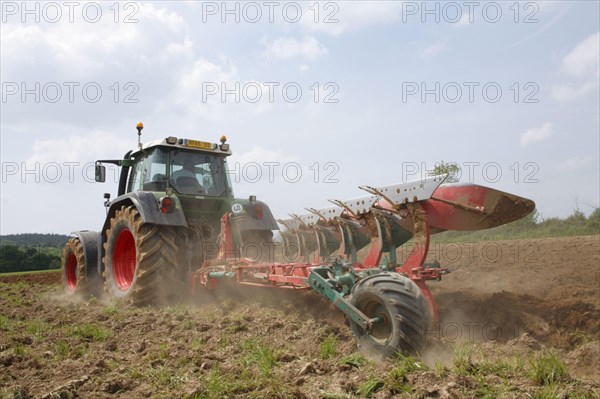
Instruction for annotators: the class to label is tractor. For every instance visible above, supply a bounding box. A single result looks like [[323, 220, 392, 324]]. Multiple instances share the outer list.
[[62, 123, 535, 359], [61, 123, 278, 304]]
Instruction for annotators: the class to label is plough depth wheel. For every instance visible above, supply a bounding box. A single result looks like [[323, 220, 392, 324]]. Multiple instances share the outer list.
[[349, 272, 430, 359]]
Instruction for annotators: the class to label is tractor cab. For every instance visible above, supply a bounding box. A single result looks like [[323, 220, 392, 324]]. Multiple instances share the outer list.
[[94, 124, 234, 200], [126, 140, 232, 198]]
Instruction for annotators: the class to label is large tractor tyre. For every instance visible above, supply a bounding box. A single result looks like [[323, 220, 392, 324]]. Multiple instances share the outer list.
[[103, 206, 188, 306], [349, 272, 430, 360], [61, 238, 101, 297]]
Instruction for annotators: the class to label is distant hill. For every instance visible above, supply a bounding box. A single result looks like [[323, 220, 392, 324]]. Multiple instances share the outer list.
[[0, 233, 70, 247]]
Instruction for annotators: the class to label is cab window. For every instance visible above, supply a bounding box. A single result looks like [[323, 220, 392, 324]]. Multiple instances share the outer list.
[[169, 150, 227, 196]]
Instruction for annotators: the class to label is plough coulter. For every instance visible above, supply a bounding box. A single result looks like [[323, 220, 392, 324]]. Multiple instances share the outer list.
[[62, 124, 535, 359]]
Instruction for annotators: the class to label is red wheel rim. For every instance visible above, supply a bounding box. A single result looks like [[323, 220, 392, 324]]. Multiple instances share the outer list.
[[65, 253, 77, 291], [113, 229, 136, 291]]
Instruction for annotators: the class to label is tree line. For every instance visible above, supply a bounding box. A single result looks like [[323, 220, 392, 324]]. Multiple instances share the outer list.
[[0, 244, 62, 273]]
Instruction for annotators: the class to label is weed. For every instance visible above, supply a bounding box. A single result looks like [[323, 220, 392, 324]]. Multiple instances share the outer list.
[[240, 339, 277, 377], [532, 383, 566, 399], [159, 343, 169, 360], [190, 337, 204, 351], [357, 376, 384, 397], [67, 323, 111, 341], [25, 319, 51, 338], [529, 351, 569, 385], [340, 353, 367, 368], [453, 343, 474, 376], [0, 315, 16, 332], [53, 341, 85, 359], [144, 365, 188, 389], [192, 369, 234, 398], [13, 345, 29, 356], [102, 304, 120, 316], [434, 360, 447, 378], [1, 385, 30, 399], [569, 330, 591, 347], [385, 353, 424, 394], [320, 334, 338, 359], [54, 340, 69, 357], [184, 320, 194, 330]]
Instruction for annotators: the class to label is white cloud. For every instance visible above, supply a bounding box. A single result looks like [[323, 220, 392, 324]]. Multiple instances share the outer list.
[[231, 146, 298, 166], [419, 43, 446, 59], [261, 36, 328, 61], [561, 32, 600, 78], [552, 32, 599, 102], [520, 122, 554, 147], [0, 4, 190, 79], [552, 81, 598, 103], [300, 2, 403, 36], [26, 132, 136, 165], [559, 156, 595, 172], [163, 56, 275, 121]]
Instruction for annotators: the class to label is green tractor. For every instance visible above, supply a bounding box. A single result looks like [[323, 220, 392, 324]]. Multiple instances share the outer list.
[[61, 123, 278, 304]]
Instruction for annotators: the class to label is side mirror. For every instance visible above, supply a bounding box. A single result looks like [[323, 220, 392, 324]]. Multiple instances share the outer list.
[[95, 164, 106, 182]]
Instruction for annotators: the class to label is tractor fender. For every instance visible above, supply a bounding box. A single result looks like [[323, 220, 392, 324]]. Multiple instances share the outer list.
[[232, 200, 279, 232], [69, 230, 101, 278], [103, 191, 188, 232]]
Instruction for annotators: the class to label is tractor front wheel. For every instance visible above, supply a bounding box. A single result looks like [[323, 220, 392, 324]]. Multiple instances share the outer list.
[[349, 272, 430, 360], [103, 206, 187, 305]]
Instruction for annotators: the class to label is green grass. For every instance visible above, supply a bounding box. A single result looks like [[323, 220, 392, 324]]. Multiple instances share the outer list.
[[529, 351, 569, 385], [25, 319, 51, 338], [339, 353, 367, 368], [434, 360, 447, 378], [12, 345, 29, 356], [240, 339, 277, 377], [385, 353, 425, 394], [430, 208, 599, 243], [191, 368, 243, 398], [357, 377, 384, 397], [144, 365, 188, 390], [0, 269, 61, 276], [53, 340, 85, 359], [320, 333, 338, 359], [453, 344, 474, 376], [66, 323, 112, 341]]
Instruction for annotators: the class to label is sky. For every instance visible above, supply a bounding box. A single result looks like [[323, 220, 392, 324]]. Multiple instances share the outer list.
[[0, 0, 599, 235]]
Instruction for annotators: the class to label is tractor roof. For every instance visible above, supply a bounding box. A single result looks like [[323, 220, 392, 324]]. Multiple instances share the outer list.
[[131, 136, 232, 157]]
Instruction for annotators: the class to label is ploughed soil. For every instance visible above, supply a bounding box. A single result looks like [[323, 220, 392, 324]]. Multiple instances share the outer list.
[[1, 235, 599, 398]]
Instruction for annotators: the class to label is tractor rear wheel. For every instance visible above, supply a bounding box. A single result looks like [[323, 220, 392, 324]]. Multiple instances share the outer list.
[[103, 206, 188, 305], [349, 272, 430, 359], [61, 237, 101, 297]]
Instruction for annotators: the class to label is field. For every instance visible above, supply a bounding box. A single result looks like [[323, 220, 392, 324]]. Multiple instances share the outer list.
[[1, 235, 599, 398]]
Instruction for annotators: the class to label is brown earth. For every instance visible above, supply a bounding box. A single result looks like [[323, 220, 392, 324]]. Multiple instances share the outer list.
[[1, 235, 599, 398]]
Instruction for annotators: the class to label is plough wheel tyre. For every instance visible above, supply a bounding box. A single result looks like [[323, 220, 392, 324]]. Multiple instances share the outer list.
[[103, 206, 186, 306], [61, 237, 100, 297], [349, 273, 430, 359]]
